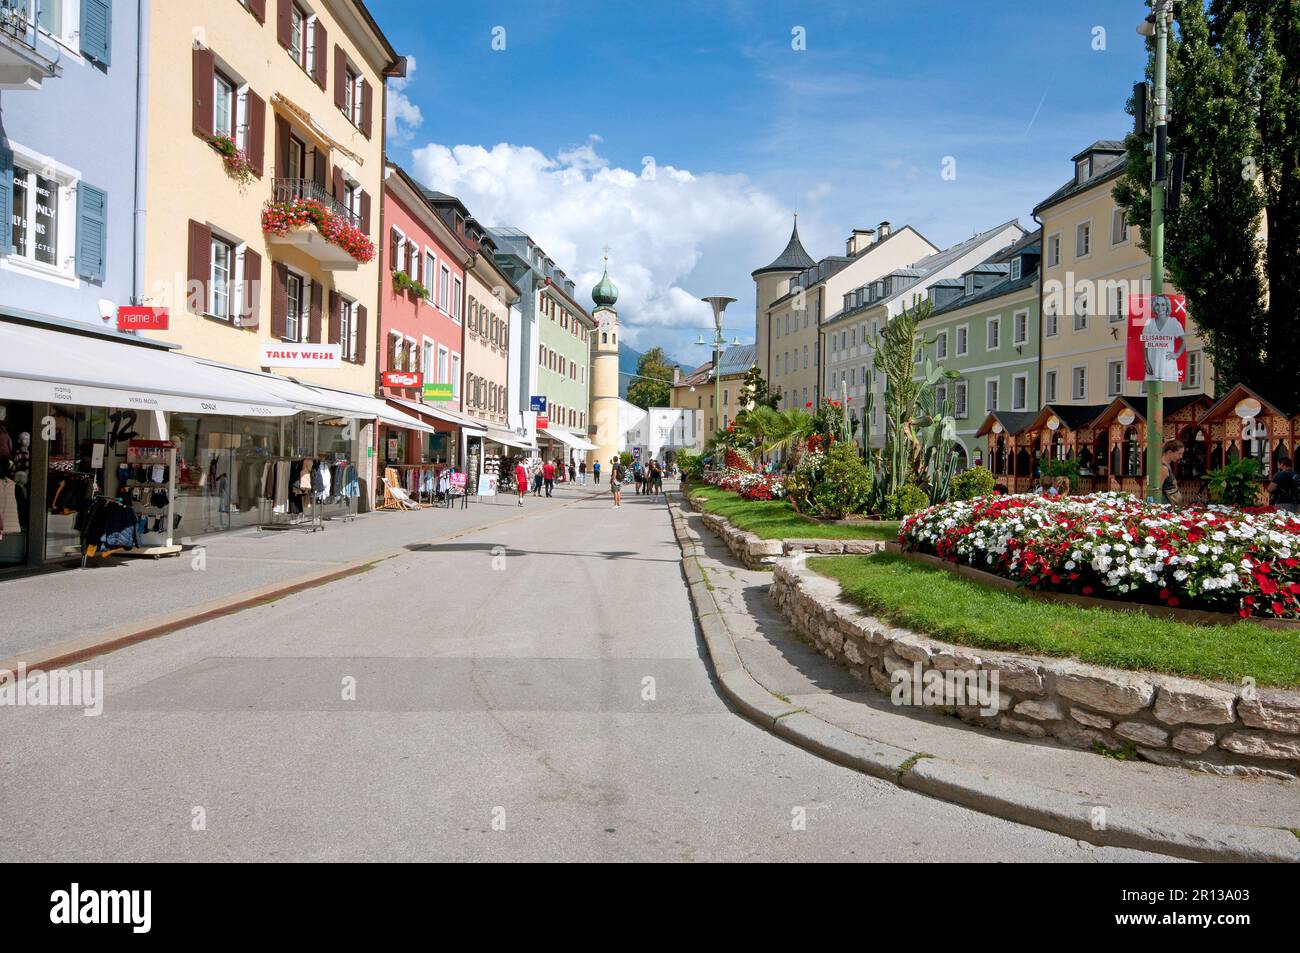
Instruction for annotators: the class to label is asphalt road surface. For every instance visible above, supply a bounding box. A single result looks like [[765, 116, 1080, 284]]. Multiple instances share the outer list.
[[0, 487, 1167, 861]]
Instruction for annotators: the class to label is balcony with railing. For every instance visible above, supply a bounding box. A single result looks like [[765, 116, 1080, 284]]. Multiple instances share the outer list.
[[263, 178, 369, 271], [0, 1, 63, 90]]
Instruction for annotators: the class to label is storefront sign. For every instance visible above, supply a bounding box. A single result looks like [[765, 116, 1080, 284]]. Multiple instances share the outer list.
[[449, 472, 467, 490], [383, 371, 423, 389], [117, 307, 169, 331], [536, 414, 549, 430], [530, 396, 548, 412], [477, 474, 497, 496], [423, 383, 453, 401], [1126, 294, 1187, 383], [260, 342, 342, 369]]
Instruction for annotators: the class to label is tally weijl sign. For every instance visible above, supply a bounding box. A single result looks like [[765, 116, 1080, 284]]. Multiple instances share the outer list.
[[260, 342, 342, 368]]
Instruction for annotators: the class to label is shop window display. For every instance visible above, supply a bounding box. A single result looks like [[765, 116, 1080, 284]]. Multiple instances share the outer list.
[[0, 402, 34, 565], [45, 407, 109, 560]]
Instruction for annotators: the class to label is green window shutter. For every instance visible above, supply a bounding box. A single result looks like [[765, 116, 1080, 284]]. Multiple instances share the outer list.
[[81, 0, 113, 66], [76, 183, 108, 282], [0, 148, 12, 256]]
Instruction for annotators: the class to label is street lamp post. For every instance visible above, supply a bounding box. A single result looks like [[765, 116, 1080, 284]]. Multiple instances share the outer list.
[[700, 296, 737, 441], [1140, 0, 1173, 501]]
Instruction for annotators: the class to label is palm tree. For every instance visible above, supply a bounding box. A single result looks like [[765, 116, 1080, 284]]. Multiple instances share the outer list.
[[758, 407, 814, 464]]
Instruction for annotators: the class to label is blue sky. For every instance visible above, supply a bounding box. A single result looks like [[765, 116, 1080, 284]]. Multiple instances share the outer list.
[[368, 0, 1149, 360]]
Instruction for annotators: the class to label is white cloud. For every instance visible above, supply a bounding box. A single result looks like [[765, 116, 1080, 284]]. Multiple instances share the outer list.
[[386, 56, 423, 146], [408, 138, 792, 355]]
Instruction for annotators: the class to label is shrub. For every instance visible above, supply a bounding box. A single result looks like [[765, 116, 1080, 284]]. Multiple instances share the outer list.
[[885, 483, 930, 519], [677, 449, 703, 480], [951, 466, 996, 501], [1039, 456, 1081, 493], [1208, 457, 1264, 508]]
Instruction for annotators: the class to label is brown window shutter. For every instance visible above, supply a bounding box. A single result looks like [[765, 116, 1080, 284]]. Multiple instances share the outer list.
[[241, 248, 262, 327], [245, 89, 266, 177], [247, 0, 266, 23], [192, 46, 215, 138], [271, 261, 289, 340], [274, 113, 289, 180], [332, 165, 344, 202], [328, 290, 341, 344], [360, 79, 372, 139], [389, 228, 399, 271], [312, 20, 327, 89], [276, 0, 292, 49], [355, 305, 367, 364], [310, 281, 324, 342], [334, 45, 346, 109], [187, 220, 212, 313], [359, 190, 371, 235], [312, 150, 326, 188]]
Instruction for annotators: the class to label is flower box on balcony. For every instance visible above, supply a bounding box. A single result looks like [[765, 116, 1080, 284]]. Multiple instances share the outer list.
[[261, 197, 375, 265]]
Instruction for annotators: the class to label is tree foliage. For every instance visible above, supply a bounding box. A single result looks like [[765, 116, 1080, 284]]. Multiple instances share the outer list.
[[1112, 0, 1300, 404], [625, 347, 675, 409]]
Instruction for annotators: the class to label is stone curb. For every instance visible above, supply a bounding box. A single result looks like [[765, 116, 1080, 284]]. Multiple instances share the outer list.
[[667, 494, 1300, 864], [0, 490, 607, 681]]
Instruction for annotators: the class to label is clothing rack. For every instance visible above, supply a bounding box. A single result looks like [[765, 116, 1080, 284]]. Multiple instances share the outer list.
[[259, 456, 324, 533], [118, 442, 182, 559]]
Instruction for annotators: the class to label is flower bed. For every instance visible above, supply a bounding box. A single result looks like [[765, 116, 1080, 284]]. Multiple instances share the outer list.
[[901, 492, 1300, 621], [261, 198, 376, 264], [704, 449, 786, 501]]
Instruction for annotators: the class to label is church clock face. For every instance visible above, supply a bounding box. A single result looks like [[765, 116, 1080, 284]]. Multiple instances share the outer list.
[[597, 311, 616, 332]]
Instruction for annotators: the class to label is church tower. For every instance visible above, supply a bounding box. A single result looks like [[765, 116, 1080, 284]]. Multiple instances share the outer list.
[[588, 258, 621, 470]]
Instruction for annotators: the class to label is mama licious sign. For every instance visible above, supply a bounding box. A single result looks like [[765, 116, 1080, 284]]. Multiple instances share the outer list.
[[260, 342, 342, 368]]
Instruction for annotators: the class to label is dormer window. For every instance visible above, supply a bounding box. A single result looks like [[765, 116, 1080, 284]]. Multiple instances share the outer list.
[[873, 280, 884, 298], [964, 274, 975, 296], [1010, 258, 1022, 280], [1075, 157, 1090, 183]]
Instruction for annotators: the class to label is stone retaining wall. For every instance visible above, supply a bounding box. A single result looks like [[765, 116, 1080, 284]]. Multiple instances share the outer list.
[[770, 557, 1300, 782], [685, 493, 884, 568]]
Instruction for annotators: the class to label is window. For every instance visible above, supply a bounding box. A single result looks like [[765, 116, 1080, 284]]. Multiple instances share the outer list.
[[439, 265, 450, 311], [344, 67, 362, 127], [423, 339, 434, 379], [986, 317, 1000, 350], [954, 380, 968, 419], [452, 277, 463, 321], [1072, 365, 1087, 401], [214, 71, 236, 140], [1107, 360, 1123, 396], [936, 331, 947, 359], [1073, 290, 1089, 331], [1075, 157, 1090, 183], [290, 4, 307, 68], [1044, 303, 1058, 337], [1075, 221, 1091, 258], [1185, 350, 1202, 390], [1012, 373, 1028, 410], [1108, 283, 1126, 323], [451, 353, 461, 398], [1111, 207, 1129, 245], [964, 274, 975, 296], [340, 298, 357, 361], [1013, 310, 1028, 346], [285, 272, 304, 342], [437, 346, 449, 385], [985, 378, 999, 413], [956, 325, 968, 356], [1047, 233, 1061, 268], [8, 162, 71, 273], [209, 236, 234, 320], [1010, 257, 1022, 280], [1045, 370, 1058, 402]]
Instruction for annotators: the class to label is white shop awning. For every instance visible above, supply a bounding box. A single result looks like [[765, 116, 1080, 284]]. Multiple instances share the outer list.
[[482, 426, 535, 450], [0, 319, 297, 417], [305, 385, 439, 434], [386, 396, 488, 436], [540, 428, 598, 452]]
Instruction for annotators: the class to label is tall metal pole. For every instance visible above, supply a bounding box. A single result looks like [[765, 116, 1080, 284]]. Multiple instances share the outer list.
[[701, 296, 736, 441], [1146, 1, 1170, 501]]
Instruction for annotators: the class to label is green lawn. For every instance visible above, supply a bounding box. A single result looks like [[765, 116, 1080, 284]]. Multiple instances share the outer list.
[[687, 484, 901, 541], [809, 553, 1300, 687]]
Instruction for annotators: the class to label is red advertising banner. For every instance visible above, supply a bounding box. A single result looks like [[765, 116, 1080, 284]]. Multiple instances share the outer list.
[[1126, 293, 1188, 383], [117, 307, 169, 331], [536, 415, 549, 430], [382, 371, 423, 389]]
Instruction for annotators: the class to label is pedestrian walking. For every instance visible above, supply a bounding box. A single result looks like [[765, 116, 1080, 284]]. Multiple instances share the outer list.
[[579, 459, 587, 486], [532, 461, 544, 496], [1268, 454, 1299, 511], [650, 460, 663, 496], [593, 460, 601, 485], [568, 460, 576, 483], [610, 457, 625, 507], [543, 460, 556, 497], [1160, 439, 1185, 506], [514, 459, 528, 506]]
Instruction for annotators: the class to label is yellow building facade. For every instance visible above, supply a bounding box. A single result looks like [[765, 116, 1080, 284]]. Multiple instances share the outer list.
[[140, 0, 401, 397], [1036, 140, 1215, 408]]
